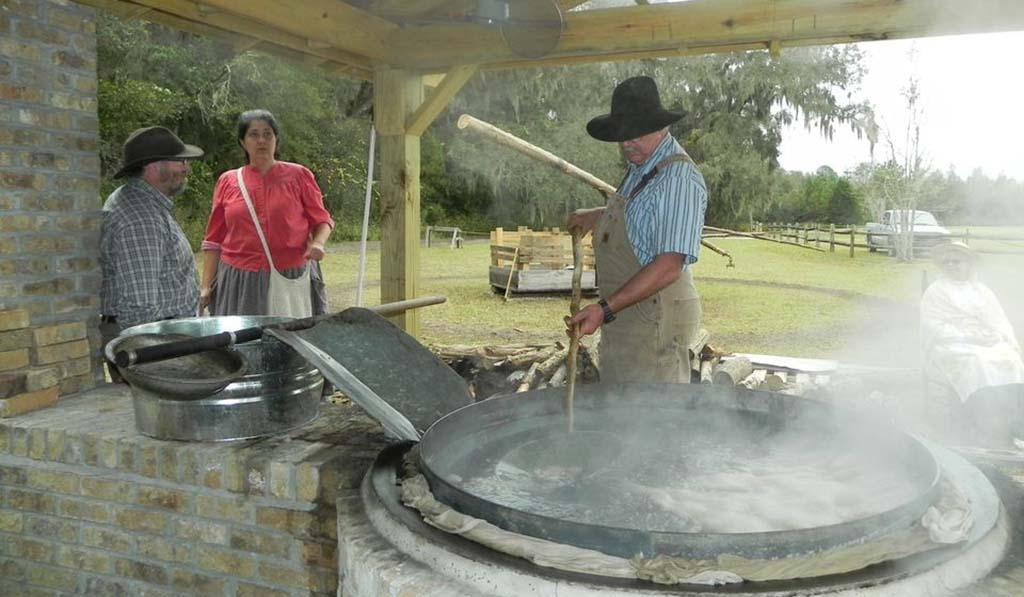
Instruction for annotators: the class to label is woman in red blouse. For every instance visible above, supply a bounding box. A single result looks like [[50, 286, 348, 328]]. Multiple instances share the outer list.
[[200, 109, 334, 316]]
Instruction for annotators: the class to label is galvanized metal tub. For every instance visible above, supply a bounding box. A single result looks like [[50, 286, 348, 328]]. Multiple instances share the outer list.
[[106, 316, 322, 442]]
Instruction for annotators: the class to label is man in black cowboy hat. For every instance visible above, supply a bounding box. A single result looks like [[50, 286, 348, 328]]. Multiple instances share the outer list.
[[99, 126, 205, 377], [567, 76, 707, 384]]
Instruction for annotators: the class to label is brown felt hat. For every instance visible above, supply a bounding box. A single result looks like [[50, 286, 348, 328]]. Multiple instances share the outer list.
[[113, 126, 204, 178], [586, 76, 685, 142]]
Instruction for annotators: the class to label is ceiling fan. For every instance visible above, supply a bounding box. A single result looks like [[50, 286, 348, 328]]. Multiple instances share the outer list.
[[390, 0, 566, 59]]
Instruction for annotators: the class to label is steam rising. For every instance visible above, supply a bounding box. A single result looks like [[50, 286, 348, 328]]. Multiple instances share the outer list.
[[437, 396, 934, 536]]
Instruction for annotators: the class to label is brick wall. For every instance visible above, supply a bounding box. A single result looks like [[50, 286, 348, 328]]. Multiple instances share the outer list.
[[0, 387, 389, 596], [0, 0, 104, 390], [0, 308, 96, 414]]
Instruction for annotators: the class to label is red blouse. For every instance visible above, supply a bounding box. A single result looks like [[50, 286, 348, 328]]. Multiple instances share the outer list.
[[203, 162, 335, 272]]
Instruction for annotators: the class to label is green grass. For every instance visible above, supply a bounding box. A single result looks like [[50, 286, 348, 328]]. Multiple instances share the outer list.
[[201, 226, 1024, 360], [312, 239, 927, 356]]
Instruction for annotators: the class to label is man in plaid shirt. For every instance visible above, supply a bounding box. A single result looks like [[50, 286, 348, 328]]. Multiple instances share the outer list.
[[100, 127, 205, 377]]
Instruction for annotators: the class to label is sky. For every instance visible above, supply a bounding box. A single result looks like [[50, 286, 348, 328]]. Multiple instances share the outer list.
[[778, 31, 1024, 182]]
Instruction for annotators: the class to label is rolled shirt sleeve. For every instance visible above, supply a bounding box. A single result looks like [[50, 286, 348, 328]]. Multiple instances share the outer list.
[[202, 172, 231, 251], [297, 166, 335, 230]]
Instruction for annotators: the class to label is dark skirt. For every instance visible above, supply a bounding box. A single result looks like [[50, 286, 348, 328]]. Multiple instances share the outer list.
[[210, 260, 328, 316]]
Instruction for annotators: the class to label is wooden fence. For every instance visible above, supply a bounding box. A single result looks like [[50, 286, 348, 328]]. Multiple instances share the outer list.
[[755, 222, 867, 257], [750, 222, 1005, 258]]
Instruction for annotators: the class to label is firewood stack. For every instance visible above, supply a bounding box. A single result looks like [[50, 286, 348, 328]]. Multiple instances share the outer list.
[[709, 357, 831, 397], [434, 342, 599, 400], [433, 330, 830, 400], [690, 330, 830, 396]]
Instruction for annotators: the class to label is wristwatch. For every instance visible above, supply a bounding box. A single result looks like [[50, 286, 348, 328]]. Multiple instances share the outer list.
[[598, 298, 616, 324]]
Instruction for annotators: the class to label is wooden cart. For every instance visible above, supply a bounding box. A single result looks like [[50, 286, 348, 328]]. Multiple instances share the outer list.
[[490, 227, 597, 295]]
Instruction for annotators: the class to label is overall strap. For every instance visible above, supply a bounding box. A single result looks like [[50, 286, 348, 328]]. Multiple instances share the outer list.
[[628, 153, 692, 200]]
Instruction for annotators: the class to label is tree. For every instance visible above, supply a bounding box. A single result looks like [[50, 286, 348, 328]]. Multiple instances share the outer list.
[[766, 166, 864, 224], [677, 46, 874, 226], [444, 47, 872, 229], [96, 16, 876, 237]]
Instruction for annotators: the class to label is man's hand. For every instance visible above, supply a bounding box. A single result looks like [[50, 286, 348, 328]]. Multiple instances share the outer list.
[[566, 303, 604, 337], [567, 207, 604, 236]]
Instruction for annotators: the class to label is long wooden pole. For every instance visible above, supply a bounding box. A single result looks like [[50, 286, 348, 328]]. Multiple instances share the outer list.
[[457, 113, 734, 263], [457, 114, 616, 197], [565, 231, 583, 433]]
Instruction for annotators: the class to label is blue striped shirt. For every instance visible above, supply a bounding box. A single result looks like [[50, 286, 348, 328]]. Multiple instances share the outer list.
[[619, 133, 707, 268]]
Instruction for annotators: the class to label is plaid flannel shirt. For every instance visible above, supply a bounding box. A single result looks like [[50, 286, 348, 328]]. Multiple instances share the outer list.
[[100, 178, 199, 327]]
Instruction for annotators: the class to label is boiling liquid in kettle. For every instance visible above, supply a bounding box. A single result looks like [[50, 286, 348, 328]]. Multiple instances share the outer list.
[[450, 410, 926, 534]]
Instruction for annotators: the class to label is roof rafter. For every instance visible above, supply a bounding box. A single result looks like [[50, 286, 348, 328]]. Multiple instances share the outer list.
[[197, 0, 397, 62], [390, 0, 1024, 70], [79, 0, 375, 79]]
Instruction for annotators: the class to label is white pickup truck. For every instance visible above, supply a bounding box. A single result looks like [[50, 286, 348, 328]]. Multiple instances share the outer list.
[[865, 210, 950, 252]]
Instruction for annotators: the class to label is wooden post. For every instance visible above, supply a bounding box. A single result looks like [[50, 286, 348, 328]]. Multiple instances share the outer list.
[[503, 247, 519, 302], [814, 223, 821, 248], [424, 225, 431, 248], [375, 67, 424, 335], [849, 225, 855, 258], [829, 223, 835, 253]]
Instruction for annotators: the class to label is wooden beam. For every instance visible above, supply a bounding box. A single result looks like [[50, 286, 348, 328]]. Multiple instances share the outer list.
[[139, 0, 372, 75], [405, 64, 478, 136], [422, 73, 446, 88], [196, 0, 397, 62], [486, 41, 769, 71], [361, 0, 469, 21], [78, 0, 373, 79], [80, 0, 249, 43], [374, 68, 425, 336], [388, 0, 1024, 70]]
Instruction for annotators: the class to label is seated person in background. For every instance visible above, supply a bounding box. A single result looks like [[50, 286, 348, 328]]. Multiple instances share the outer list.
[[921, 241, 1024, 445]]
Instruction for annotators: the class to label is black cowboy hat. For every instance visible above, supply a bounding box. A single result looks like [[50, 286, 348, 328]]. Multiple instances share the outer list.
[[586, 76, 685, 142], [113, 126, 204, 178]]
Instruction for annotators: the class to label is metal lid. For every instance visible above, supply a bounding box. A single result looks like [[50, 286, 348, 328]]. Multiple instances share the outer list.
[[267, 308, 472, 441]]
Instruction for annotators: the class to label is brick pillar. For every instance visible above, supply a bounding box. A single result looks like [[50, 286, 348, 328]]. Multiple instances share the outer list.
[[0, 0, 103, 396]]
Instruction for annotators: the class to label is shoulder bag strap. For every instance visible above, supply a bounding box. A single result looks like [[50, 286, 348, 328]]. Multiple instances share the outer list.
[[235, 168, 278, 272]]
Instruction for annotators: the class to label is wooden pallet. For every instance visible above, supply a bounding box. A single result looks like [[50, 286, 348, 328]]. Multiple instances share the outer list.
[[489, 227, 597, 294]]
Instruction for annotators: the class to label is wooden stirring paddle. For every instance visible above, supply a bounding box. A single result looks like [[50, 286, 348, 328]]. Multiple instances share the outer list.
[[566, 230, 584, 433]]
